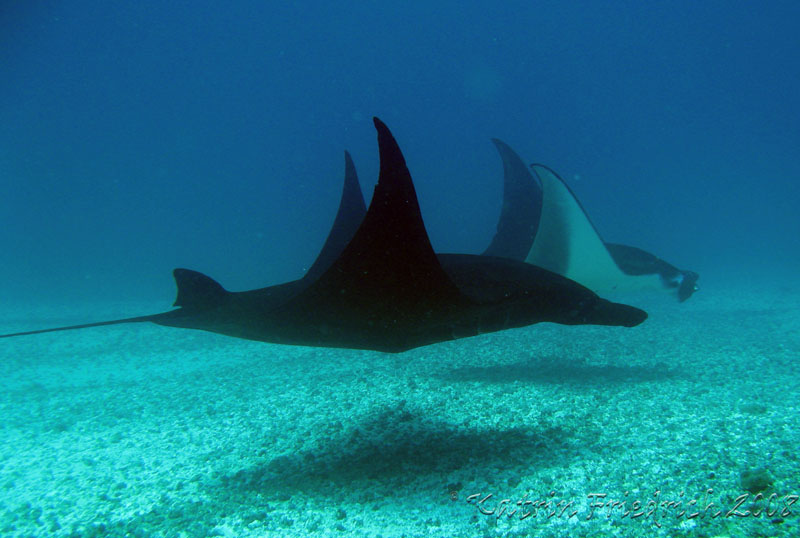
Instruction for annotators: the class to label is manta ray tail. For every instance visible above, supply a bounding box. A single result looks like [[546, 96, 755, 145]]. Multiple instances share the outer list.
[[0, 269, 222, 339], [0, 314, 157, 339]]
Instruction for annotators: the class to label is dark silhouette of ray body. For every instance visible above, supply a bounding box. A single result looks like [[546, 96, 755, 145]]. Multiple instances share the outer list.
[[1, 119, 646, 352]]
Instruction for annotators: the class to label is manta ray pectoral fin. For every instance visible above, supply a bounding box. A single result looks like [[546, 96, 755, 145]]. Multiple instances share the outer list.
[[482, 138, 542, 260], [526, 163, 622, 284], [268, 117, 471, 351], [297, 117, 465, 308], [303, 150, 367, 282]]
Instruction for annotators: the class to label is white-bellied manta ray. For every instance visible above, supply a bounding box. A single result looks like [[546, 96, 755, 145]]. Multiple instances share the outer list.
[[484, 139, 699, 302], [0, 118, 647, 352]]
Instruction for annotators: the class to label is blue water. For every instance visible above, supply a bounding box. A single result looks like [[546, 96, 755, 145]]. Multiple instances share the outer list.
[[2, 1, 798, 304], [3, 4, 800, 537]]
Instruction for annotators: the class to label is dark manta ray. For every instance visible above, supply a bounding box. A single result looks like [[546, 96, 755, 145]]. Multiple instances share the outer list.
[[0, 118, 646, 352], [484, 140, 699, 302]]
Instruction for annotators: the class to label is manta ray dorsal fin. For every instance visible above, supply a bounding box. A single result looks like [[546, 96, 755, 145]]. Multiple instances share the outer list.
[[482, 138, 542, 260], [303, 150, 367, 282], [172, 268, 228, 308], [525, 164, 630, 291], [298, 117, 464, 309]]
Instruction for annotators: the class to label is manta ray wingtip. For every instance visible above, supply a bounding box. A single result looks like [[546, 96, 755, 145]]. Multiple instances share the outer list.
[[490, 137, 509, 149]]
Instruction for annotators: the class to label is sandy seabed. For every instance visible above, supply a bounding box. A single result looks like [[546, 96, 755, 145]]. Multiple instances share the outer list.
[[1, 273, 798, 538]]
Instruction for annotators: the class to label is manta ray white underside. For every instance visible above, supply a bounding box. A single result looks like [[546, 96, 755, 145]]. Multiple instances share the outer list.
[[526, 164, 674, 295]]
